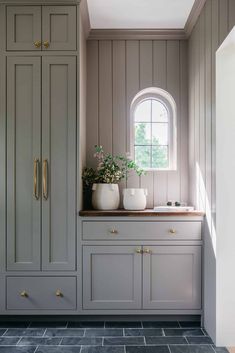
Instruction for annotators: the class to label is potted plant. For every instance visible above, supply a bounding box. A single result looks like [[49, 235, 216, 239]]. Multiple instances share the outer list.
[[82, 145, 145, 210]]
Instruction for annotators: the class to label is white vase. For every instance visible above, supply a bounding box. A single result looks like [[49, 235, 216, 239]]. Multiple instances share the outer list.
[[123, 188, 148, 210], [92, 183, 120, 210]]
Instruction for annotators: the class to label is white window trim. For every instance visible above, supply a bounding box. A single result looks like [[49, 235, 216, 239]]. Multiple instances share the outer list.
[[128, 87, 177, 171]]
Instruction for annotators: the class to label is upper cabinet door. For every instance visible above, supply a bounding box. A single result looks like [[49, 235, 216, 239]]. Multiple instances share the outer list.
[[143, 246, 201, 310], [42, 6, 76, 51], [7, 6, 41, 51], [7, 57, 41, 270], [41, 56, 76, 271]]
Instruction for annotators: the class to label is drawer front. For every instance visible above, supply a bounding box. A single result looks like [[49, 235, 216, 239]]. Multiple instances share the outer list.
[[82, 221, 201, 241], [6, 277, 76, 310]]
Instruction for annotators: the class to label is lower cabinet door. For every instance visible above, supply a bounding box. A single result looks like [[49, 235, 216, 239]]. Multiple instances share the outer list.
[[83, 246, 142, 310], [143, 246, 201, 310], [6, 277, 77, 310]]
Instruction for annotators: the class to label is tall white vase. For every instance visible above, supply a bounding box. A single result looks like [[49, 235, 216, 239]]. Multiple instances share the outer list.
[[92, 184, 120, 210], [123, 188, 148, 210]]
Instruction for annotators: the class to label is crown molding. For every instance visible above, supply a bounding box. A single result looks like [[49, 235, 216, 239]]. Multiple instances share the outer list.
[[0, 0, 80, 3], [184, 0, 206, 37], [88, 29, 186, 40]]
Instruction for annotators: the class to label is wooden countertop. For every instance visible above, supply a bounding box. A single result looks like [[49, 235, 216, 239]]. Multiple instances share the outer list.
[[79, 209, 205, 217]]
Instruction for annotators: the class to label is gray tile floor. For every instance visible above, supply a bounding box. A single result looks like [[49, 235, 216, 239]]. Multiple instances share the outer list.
[[0, 321, 228, 353]]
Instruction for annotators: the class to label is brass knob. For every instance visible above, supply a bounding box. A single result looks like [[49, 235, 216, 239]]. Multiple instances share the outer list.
[[169, 229, 176, 234], [109, 229, 118, 235], [56, 290, 63, 297], [20, 290, 28, 298], [135, 248, 143, 254], [34, 40, 41, 48], [43, 41, 50, 49], [143, 248, 152, 254]]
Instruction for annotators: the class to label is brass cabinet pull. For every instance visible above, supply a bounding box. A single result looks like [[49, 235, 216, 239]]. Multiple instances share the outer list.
[[109, 229, 118, 235], [143, 248, 152, 254], [34, 40, 41, 48], [135, 248, 143, 254], [43, 41, 50, 49], [43, 159, 48, 200], [20, 290, 28, 298], [169, 228, 176, 234], [56, 290, 63, 297], [33, 158, 40, 200]]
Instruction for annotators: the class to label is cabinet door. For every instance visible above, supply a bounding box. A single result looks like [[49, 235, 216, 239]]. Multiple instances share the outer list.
[[42, 6, 76, 51], [42, 57, 76, 271], [7, 6, 41, 51], [143, 246, 201, 310], [7, 57, 41, 270], [83, 246, 142, 309]]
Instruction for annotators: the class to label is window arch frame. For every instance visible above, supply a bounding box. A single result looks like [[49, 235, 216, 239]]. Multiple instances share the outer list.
[[129, 87, 177, 171]]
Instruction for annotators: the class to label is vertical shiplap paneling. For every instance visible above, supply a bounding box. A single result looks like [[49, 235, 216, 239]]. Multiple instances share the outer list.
[[211, 0, 219, 229], [112, 40, 126, 203], [205, 0, 212, 222], [126, 40, 141, 189], [180, 40, 189, 204], [194, 22, 200, 209], [166, 41, 180, 202], [228, 0, 235, 31], [199, 10, 206, 211], [139, 40, 154, 208], [219, 0, 229, 44], [86, 41, 99, 167], [99, 41, 113, 153], [153, 41, 168, 205]]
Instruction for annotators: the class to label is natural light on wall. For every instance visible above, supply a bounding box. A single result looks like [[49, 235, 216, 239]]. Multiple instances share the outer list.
[[130, 87, 177, 171]]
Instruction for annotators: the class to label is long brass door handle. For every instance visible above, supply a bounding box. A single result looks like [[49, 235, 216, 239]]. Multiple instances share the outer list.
[[33, 158, 40, 200], [43, 159, 48, 200]]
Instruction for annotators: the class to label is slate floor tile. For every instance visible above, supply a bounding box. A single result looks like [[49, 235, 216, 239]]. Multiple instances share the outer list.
[[187, 337, 213, 344], [126, 346, 170, 353], [4, 328, 45, 337], [85, 329, 123, 337], [61, 337, 102, 346], [0, 337, 20, 345], [143, 322, 180, 328], [211, 347, 229, 353], [45, 329, 84, 337], [169, 345, 215, 353], [0, 322, 30, 328], [164, 329, 205, 337], [68, 322, 104, 328], [125, 328, 163, 337], [18, 337, 61, 346], [0, 347, 36, 353], [30, 322, 67, 328], [146, 336, 188, 345], [179, 322, 202, 328], [105, 321, 142, 328], [81, 347, 125, 353], [36, 346, 81, 353], [103, 336, 145, 346]]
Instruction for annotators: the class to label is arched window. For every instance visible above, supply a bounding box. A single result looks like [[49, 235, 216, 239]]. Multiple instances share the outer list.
[[130, 87, 177, 170]]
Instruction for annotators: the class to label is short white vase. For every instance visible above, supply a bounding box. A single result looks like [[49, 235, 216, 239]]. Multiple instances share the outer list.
[[123, 188, 148, 210], [92, 183, 120, 210]]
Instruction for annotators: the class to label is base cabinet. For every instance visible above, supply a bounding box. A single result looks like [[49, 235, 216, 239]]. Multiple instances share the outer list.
[[83, 245, 202, 311], [83, 246, 142, 309]]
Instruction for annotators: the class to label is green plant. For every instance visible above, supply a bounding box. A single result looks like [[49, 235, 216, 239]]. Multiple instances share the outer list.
[[82, 145, 145, 185]]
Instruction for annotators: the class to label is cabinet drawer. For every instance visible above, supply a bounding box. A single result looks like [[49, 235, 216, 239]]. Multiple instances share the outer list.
[[6, 277, 76, 310], [82, 221, 201, 241]]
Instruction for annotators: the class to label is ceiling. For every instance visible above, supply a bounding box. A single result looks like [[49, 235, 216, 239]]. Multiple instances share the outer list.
[[87, 0, 196, 30]]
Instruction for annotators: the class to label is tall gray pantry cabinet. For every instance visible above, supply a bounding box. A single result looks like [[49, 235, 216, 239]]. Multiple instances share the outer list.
[[0, 2, 79, 314]]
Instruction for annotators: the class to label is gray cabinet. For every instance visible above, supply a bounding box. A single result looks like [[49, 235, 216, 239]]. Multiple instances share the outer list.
[[143, 246, 202, 310], [83, 246, 142, 309], [7, 5, 76, 51], [7, 56, 76, 271], [7, 57, 41, 271]]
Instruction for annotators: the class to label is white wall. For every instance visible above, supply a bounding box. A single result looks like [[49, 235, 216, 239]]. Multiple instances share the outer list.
[[216, 27, 235, 346]]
